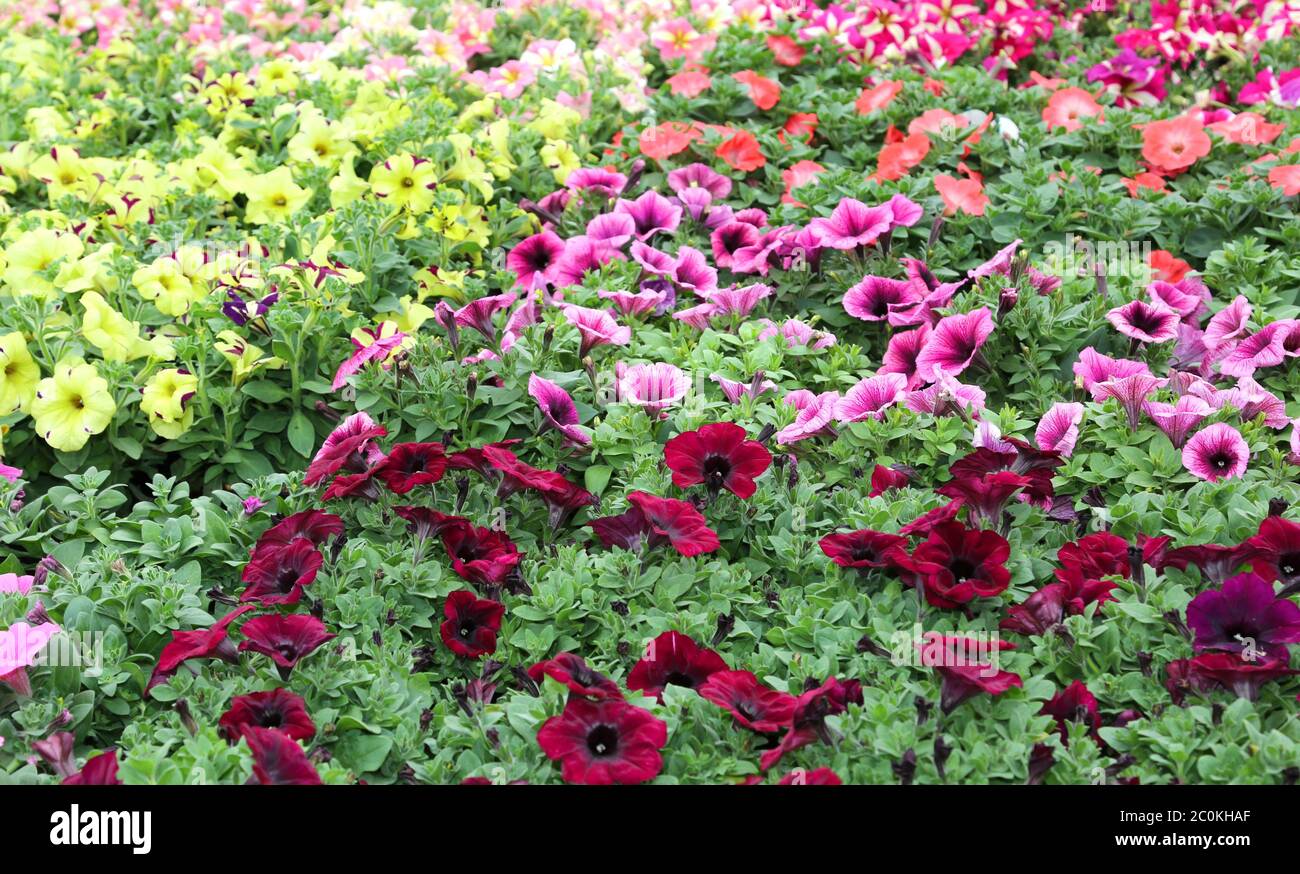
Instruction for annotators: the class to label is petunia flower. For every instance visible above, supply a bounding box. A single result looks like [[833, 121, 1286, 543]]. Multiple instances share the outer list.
[[1042, 87, 1104, 131], [1182, 422, 1250, 482], [808, 197, 893, 250], [879, 324, 932, 389], [147, 606, 253, 695], [914, 308, 995, 381], [441, 522, 522, 587], [617, 362, 691, 418], [63, 750, 121, 786], [331, 331, 406, 391], [1040, 681, 1102, 745], [562, 305, 631, 358], [372, 443, 448, 494], [907, 520, 1011, 609], [936, 471, 1031, 530], [842, 275, 921, 323], [663, 422, 771, 500], [1186, 572, 1300, 658], [627, 630, 728, 701], [667, 163, 732, 199], [598, 286, 666, 318], [240, 539, 323, 605], [711, 372, 777, 404], [527, 374, 591, 447], [1178, 652, 1298, 702], [0, 573, 34, 595], [244, 726, 322, 785], [836, 373, 907, 423], [698, 670, 798, 734], [585, 212, 636, 249], [507, 231, 566, 290], [819, 529, 910, 571], [1141, 115, 1211, 174], [904, 374, 986, 417], [734, 70, 781, 110], [933, 173, 989, 216], [305, 412, 387, 486], [775, 390, 840, 444], [220, 688, 316, 743], [916, 633, 1023, 713], [1094, 373, 1166, 430], [614, 191, 682, 241], [0, 620, 61, 696], [440, 590, 506, 658], [528, 653, 623, 700], [239, 613, 336, 680], [258, 510, 345, 549], [1035, 402, 1084, 456], [1143, 395, 1210, 448], [1248, 516, 1300, 594], [1218, 320, 1296, 378], [671, 245, 718, 297], [454, 293, 518, 343], [537, 696, 668, 785], [1106, 299, 1179, 344]]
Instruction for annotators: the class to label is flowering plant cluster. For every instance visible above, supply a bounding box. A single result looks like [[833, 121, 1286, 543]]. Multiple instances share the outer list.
[[2, 0, 1300, 786]]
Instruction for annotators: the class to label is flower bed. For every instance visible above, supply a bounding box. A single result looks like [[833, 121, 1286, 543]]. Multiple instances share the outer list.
[[2, 0, 1300, 785]]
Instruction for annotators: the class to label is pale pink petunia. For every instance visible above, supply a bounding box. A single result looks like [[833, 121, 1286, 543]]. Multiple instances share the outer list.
[[1073, 347, 1152, 399], [1035, 402, 1085, 456], [1289, 419, 1300, 466], [1182, 422, 1250, 482], [563, 305, 631, 358], [0, 573, 34, 595], [0, 621, 61, 696], [1218, 320, 1296, 378], [973, 421, 1014, 453], [1094, 373, 1167, 430], [1144, 395, 1211, 448], [331, 332, 407, 391], [914, 307, 995, 381], [807, 198, 893, 250], [1106, 299, 1179, 344], [775, 391, 841, 444], [500, 295, 542, 353], [618, 363, 691, 418], [528, 374, 590, 446], [711, 373, 776, 404], [837, 373, 907, 423], [1203, 295, 1252, 351]]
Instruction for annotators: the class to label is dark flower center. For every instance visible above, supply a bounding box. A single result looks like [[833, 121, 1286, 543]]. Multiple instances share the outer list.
[[275, 643, 299, 661], [459, 620, 476, 639], [703, 455, 731, 489], [1279, 553, 1300, 578], [665, 670, 696, 688], [587, 725, 619, 758], [949, 557, 977, 580], [850, 545, 878, 562], [260, 710, 283, 728], [277, 568, 300, 592]]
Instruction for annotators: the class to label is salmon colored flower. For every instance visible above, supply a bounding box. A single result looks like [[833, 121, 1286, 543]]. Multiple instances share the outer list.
[[1142, 116, 1211, 174], [934, 173, 989, 216], [1269, 164, 1300, 196], [1121, 172, 1167, 197], [665, 69, 711, 98], [874, 133, 930, 182], [734, 71, 780, 110], [856, 80, 903, 114], [639, 122, 700, 161], [716, 130, 765, 172], [1042, 87, 1103, 132]]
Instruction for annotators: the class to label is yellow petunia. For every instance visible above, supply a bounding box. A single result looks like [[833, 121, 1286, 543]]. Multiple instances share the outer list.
[[328, 151, 370, 208], [369, 152, 437, 214], [31, 358, 116, 452], [0, 332, 40, 414], [243, 166, 313, 225], [215, 330, 284, 386], [133, 256, 206, 317], [140, 368, 198, 439], [80, 291, 173, 362], [288, 111, 350, 167], [540, 139, 581, 184], [1, 228, 85, 300]]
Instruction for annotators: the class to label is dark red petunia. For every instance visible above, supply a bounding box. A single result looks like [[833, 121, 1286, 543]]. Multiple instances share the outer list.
[[1248, 515, 1300, 594], [1000, 566, 1117, 636], [1161, 541, 1261, 584], [627, 630, 728, 701], [244, 726, 322, 785], [917, 634, 1022, 714], [777, 767, 841, 785], [482, 446, 598, 527], [819, 529, 909, 571], [239, 614, 336, 680], [440, 590, 506, 658], [395, 506, 466, 545], [148, 605, 255, 695], [373, 442, 448, 494], [898, 498, 964, 537], [950, 443, 1061, 507], [663, 422, 772, 500], [447, 439, 522, 479], [63, 750, 121, 785], [868, 464, 911, 497], [219, 688, 317, 743], [698, 669, 798, 733], [1180, 652, 1299, 701], [528, 653, 623, 700], [1056, 531, 1131, 582], [627, 491, 720, 556], [1186, 571, 1300, 658], [536, 696, 668, 785], [441, 522, 522, 587], [321, 468, 381, 502], [257, 510, 344, 550], [935, 471, 1030, 530], [760, 677, 863, 771], [1040, 680, 1101, 746], [240, 539, 323, 605], [907, 520, 1011, 609]]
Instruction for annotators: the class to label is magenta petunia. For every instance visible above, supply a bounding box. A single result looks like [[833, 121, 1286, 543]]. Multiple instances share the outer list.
[[585, 212, 637, 249], [1218, 320, 1295, 378], [1186, 571, 1300, 658], [537, 696, 668, 785], [1143, 395, 1210, 448], [667, 162, 733, 199], [527, 373, 590, 446], [808, 197, 893, 249], [1106, 299, 1179, 344], [914, 307, 995, 380], [775, 390, 840, 444], [1073, 347, 1152, 399], [842, 275, 921, 323], [1094, 373, 1166, 430], [506, 231, 566, 290], [672, 244, 718, 297], [1203, 294, 1252, 351], [1182, 422, 1250, 482], [1034, 402, 1084, 456], [614, 190, 683, 241], [305, 412, 387, 486], [836, 373, 907, 423], [454, 292, 518, 343], [879, 323, 931, 389]]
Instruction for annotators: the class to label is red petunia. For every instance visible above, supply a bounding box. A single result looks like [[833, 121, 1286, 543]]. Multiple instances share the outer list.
[[663, 422, 771, 500], [239, 613, 336, 680], [147, 605, 254, 695], [219, 688, 317, 742], [257, 510, 344, 550], [440, 590, 506, 658], [627, 630, 728, 700], [639, 122, 700, 161], [627, 491, 720, 556], [698, 670, 797, 733], [441, 521, 522, 586], [528, 653, 623, 700], [907, 520, 1011, 609], [819, 529, 910, 571], [779, 112, 818, 147], [240, 539, 323, 605], [63, 750, 122, 785], [537, 696, 668, 785], [373, 442, 447, 494], [244, 726, 322, 785]]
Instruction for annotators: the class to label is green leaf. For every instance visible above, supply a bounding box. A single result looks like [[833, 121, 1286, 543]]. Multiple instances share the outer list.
[[287, 411, 315, 458]]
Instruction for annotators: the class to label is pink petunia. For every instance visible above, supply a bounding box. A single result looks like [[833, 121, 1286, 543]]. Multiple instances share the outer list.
[[0, 621, 61, 696], [455, 293, 518, 342], [618, 363, 691, 418], [1106, 299, 1179, 344], [775, 391, 840, 444], [842, 275, 921, 324], [1035, 402, 1085, 456], [672, 245, 718, 297], [1218, 320, 1296, 378], [879, 324, 932, 389], [562, 305, 631, 358], [711, 372, 777, 404], [1144, 395, 1211, 448], [597, 286, 665, 318], [331, 332, 406, 391], [837, 373, 907, 423], [1203, 295, 1252, 352], [807, 198, 893, 250], [914, 308, 995, 381], [1183, 422, 1250, 482], [905, 375, 986, 417], [528, 374, 590, 446], [1094, 373, 1167, 430], [1073, 347, 1152, 399]]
